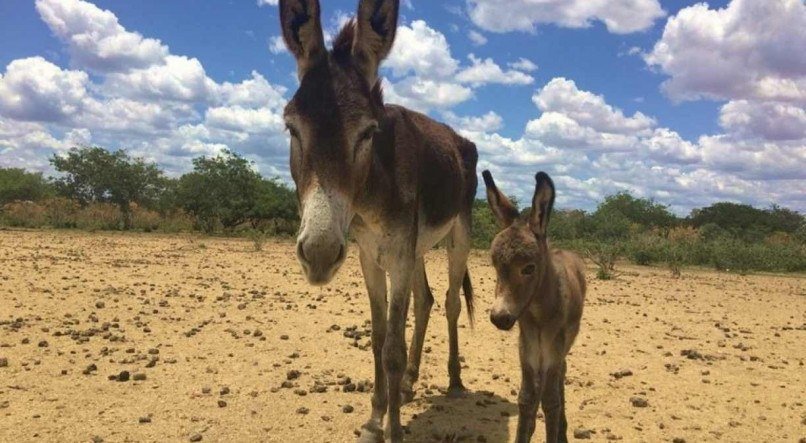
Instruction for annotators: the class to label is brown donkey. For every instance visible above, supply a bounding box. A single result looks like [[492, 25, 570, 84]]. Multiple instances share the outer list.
[[278, 1, 477, 441], [482, 170, 586, 443]]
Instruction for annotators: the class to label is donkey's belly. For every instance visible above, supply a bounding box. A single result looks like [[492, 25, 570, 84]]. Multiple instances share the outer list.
[[351, 215, 455, 271], [415, 216, 455, 257]]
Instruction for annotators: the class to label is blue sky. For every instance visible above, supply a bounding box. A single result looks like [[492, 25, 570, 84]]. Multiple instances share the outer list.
[[0, 0, 803, 214]]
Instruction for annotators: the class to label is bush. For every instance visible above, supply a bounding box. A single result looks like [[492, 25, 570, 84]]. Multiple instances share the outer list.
[[585, 241, 622, 280], [1, 201, 47, 227], [75, 203, 120, 231], [44, 198, 79, 228]]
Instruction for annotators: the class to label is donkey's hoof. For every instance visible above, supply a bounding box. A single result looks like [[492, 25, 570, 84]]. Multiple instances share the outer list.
[[357, 423, 384, 443], [446, 384, 468, 398], [400, 387, 416, 404]]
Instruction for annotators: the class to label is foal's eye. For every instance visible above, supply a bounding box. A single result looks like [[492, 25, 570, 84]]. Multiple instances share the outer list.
[[521, 264, 536, 276]]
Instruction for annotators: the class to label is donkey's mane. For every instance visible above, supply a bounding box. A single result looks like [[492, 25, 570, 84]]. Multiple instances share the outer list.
[[330, 19, 385, 105], [332, 20, 356, 60]]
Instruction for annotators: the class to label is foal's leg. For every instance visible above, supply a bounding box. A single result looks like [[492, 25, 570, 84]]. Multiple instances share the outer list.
[[402, 258, 433, 403], [358, 248, 388, 443], [445, 221, 471, 396], [541, 364, 564, 443], [558, 360, 569, 442], [384, 256, 414, 442], [542, 334, 569, 443], [516, 341, 539, 443]]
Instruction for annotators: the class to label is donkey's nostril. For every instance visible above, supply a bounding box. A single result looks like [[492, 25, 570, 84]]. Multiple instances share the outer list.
[[296, 241, 307, 264], [334, 244, 345, 264]]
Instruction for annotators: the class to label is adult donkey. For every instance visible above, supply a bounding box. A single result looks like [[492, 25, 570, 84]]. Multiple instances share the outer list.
[[278, 0, 477, 441]]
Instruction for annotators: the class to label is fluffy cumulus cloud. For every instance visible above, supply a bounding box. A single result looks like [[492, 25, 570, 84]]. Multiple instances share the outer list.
[[467, 0, 665, 34], [0, 0, 290, 178], [0, 57, 91, 122], [382, 20, 534, 112], [450, 77, 804, 212], [35, 0, 168, 73], [635, 0, 806, 208], [645, 0, 806, 104]]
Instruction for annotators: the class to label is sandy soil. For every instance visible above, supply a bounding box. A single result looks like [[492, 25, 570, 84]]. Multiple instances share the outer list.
[[0, 229, 804, 443]]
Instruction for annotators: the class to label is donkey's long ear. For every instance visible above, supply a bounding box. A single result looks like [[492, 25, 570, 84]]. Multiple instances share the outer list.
[[352, 0, 399, 86], [279, 0, 325, 79], [482, 170, 519, 229], [529, 172, 555, 237]]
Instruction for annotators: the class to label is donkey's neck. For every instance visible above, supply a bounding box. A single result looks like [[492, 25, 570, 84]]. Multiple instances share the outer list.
[[522, 256, 563, 326]]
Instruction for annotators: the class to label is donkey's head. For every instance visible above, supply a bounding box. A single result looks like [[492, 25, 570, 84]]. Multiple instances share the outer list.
[[482, 170, 556, 331], [279, 0, 399, 285]]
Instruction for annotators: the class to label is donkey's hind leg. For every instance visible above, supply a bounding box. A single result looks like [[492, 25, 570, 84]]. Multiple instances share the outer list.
[[445, 220, 471, 396], [401, 258, 433, 403]]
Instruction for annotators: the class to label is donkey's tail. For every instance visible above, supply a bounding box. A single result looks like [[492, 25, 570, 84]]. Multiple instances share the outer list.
[[463, 269, 475, 326]]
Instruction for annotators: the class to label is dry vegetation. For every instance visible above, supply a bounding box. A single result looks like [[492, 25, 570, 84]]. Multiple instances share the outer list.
[[0, 230, 804, 442]]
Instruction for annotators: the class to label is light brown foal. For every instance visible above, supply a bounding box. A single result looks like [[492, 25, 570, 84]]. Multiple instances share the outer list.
[[482, 170, 586, 443], [279, 1, 477, 441]]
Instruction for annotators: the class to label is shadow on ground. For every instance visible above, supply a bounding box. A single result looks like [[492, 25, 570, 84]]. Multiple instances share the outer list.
[[406, 390, 516, 442]]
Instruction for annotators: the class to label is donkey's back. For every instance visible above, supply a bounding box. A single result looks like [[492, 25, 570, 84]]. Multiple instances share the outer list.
[[382, 104, 477, 227]]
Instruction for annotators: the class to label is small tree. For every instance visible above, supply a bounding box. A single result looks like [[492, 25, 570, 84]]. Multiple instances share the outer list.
[[0, 168, 54, 205], [50, 147, 165, 229], [176, 150, 261, 232], [249, 177, 298, 231]]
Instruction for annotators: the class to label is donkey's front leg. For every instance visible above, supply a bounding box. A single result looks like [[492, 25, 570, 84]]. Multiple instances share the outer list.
[[516, 342, 539, 443], [541, 364, 565, 443], [384, 258, 414, 442], [358, 248, 388, 443]]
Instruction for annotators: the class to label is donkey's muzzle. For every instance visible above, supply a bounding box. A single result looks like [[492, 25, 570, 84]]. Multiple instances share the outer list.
[[296, 235, 346, 286], [490, 311, 516, 331]]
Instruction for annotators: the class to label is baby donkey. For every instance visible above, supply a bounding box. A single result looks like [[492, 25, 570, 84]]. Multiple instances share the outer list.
[[482, 170, 586, 443]]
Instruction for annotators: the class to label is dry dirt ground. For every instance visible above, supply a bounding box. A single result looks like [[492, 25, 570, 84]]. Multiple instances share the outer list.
[[0, 230, 804, 443]]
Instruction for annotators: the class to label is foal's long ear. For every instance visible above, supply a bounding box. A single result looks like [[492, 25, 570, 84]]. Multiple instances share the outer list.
[[279, 0, 326, 80], [482, 170, 519, 229], [353, 0, 399, 86], [529, 172, 555, 238]]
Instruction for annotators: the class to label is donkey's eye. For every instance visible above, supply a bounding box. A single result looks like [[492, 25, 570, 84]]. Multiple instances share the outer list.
[[521, 264, 536, 276], [285, 124, 300, 139], [357, 124, 379, 143]]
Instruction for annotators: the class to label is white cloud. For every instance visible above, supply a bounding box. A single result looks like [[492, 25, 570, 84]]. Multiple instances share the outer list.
[[645, 0, 806, 104], [0, 57, 91, 123], [216, 71, 287, 109], [467, 30, 487, 46], [456, 77, 805, 212], [256, 0, 278, 6], [508, 58, 538, 72], [456, 54, 534, 86], [382, 20, 532, 112], [719, 100, 806, 141], [382, 78, 473, 112], [268, 36, 286, 55], [205, 106, 284, 134], [35, 0, 168, 73], [532, 78, 655, 134], [386, 20, 459, 79], [1, 0, 293, 179], [467, 0, 665, 34], [442, 111, 503, 133], [103, 55, 215, 103]]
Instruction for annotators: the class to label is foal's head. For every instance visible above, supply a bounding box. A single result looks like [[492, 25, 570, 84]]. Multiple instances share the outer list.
[[482, 170, 556, 331], [279, 0, 399, 285]]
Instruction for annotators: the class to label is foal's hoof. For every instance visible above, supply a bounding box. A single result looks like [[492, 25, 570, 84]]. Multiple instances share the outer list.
[[446, 383, 468, 398]]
